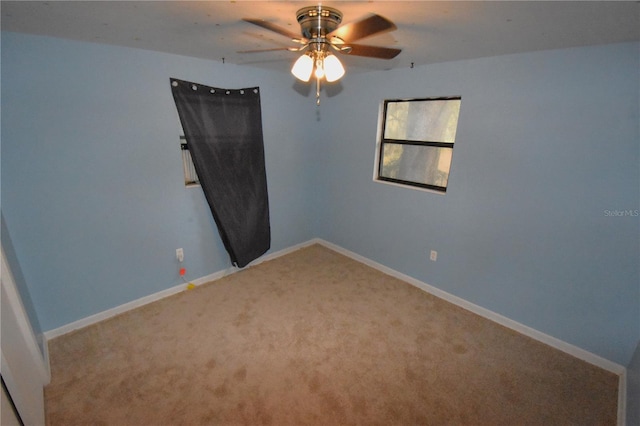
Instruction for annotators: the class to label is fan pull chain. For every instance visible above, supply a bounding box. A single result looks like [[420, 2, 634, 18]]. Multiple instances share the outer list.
[[316, 77, 321, 106]]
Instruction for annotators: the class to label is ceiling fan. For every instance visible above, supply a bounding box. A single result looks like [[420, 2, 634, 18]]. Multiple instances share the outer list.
[[241, 5, 402, 105]]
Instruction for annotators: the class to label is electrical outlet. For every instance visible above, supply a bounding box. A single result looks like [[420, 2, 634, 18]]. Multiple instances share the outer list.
[[176, 248, 184, 263], [430, 250, 437, 261]]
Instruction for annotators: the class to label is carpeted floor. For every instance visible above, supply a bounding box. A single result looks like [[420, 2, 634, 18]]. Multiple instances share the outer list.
[[45, 244, 618, 425]]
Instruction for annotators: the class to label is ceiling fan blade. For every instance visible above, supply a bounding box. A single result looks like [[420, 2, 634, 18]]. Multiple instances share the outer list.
[[327, 14, 396, 43], [238, 44, 308, 54], [237, 47, 292, 54], [343, 44, 402, 59], [243, 18, 307, 43]]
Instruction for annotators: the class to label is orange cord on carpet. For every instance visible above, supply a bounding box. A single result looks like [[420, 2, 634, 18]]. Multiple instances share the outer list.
[[179, 267, 196, 290]]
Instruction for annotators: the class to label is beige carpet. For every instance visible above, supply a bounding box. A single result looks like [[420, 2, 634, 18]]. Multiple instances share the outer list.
[[45, 244, 618, 425]]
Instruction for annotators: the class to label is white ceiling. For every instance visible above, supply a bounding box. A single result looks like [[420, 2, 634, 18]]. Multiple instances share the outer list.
[[2, 1, 639, 75]]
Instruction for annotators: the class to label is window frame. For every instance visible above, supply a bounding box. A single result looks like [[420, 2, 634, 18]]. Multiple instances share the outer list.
[[374, 96, 461, 194], [180, 135, 200, 187], [177, 113, 200, 188]]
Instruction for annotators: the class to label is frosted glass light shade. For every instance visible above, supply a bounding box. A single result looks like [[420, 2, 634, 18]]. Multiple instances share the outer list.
[[324, 54, 345, 82], [291, 55, 313, 82]]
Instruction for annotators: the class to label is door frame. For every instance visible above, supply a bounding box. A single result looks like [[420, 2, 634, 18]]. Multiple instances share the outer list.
[[1, 247, 49, 425]]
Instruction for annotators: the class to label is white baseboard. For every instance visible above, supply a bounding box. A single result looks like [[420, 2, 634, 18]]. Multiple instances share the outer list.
[[42, 237, 628, 425], [618, 370, 627, 426], [313, 239, 627, 426], [43, 268, 239, 341], [43, 239, 319, 341], [317, 239, 625, 374]]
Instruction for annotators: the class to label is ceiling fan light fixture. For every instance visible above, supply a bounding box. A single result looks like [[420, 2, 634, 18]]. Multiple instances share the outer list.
[[245, 5, 401, 104], [291, 54, 314, 82], [324, 54, 345, 82]]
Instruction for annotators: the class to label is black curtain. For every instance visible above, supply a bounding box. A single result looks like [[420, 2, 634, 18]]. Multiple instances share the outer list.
[[171, 78, 270, 268]]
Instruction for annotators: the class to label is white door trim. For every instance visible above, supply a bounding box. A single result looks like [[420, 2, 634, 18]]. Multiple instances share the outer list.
[[1, 247, 49, 425]]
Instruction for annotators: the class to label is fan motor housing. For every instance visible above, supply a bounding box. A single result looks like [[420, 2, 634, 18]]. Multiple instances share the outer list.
[[296, 6, 342, 39]]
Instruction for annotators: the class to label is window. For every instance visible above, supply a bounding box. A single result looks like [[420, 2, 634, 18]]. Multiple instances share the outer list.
[[180, 136, 200, 186], [177, 114, 199, 187], [375, 97, 461, 193]]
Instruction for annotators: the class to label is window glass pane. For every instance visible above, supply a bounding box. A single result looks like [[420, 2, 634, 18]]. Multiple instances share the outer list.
[[380, 143, 453, 188], [384, 99, 461, 143]]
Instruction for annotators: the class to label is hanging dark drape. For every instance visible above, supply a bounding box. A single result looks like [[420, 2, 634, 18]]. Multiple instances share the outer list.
[[171, 78, 270, 268]]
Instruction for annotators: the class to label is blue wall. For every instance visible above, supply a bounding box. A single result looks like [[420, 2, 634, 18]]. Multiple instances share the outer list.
[[2, 31, 638, 366], [315, 43, 639, 366], [1, 32, 319, 331]]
